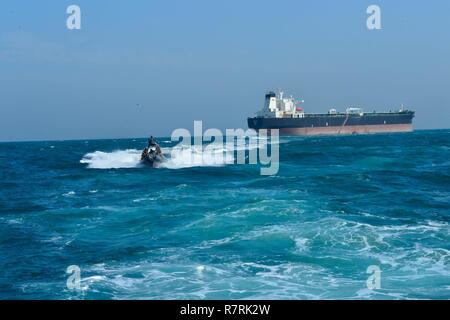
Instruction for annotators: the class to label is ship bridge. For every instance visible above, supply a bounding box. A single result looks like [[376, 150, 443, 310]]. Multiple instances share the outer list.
[[258, 90, 305, 119]]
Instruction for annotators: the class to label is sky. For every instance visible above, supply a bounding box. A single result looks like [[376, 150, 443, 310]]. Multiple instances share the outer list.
[[0, 0, 449, 141]]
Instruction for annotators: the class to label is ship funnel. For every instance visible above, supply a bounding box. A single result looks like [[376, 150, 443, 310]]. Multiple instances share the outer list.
[[264, 91, 277, 111], [265, 91, 276, 100]]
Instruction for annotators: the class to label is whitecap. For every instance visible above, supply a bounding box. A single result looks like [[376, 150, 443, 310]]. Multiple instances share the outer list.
[[294, 237, 309, 252], [196, 266, 205, 275]]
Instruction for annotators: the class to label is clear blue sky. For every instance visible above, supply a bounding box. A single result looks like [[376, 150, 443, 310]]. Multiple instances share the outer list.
[[0, 0, 449, 141]]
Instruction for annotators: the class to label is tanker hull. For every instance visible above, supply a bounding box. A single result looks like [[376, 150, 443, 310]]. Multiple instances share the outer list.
[[248, 111, 415, 136]]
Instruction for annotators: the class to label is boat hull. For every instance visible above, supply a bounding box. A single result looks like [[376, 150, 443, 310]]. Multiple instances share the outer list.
[[248, 111, 415, 136], [276, 124, 412, 136], [141, 154, 165, 168]]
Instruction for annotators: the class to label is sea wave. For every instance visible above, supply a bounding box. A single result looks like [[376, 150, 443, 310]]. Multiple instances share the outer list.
[[2, 130, 450, 299]]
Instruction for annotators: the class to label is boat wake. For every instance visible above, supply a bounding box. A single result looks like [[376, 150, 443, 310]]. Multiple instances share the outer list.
[[160, 145, 234, 169], [80, 149, 142, 169], [80, 145, 235, 170]]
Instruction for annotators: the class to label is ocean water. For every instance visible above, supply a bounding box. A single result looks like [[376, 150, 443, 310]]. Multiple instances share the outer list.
[[0, 130, 449, 300]]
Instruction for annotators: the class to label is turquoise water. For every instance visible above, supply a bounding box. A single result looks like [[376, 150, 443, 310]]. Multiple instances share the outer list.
[[0, 130, 449, 299]]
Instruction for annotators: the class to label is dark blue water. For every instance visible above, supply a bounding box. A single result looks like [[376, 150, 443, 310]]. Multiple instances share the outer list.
[[0, 130, 449, 299]]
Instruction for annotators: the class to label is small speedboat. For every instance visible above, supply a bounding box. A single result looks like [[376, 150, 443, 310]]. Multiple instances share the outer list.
[[141, 145, 164, 167]]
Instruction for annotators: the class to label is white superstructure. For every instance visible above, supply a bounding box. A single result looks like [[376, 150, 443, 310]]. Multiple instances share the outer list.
[[346, 107, 364, 116], [257, 90, 305, 118]]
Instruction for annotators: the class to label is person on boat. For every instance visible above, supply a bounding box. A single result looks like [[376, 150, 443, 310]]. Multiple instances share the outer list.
[[147, 136, 162, 156], [155, 144, 162, 156], [140, 147, 149, 161], [148, 136, 158, 147]]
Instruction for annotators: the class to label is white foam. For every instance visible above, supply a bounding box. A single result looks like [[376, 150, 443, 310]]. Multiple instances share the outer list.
[[196, 265, 205, 275], [80, 149, 142, 169], [80, 141, 262, 170], [294, 238, 309, 252], [160, 145, 234, 169]]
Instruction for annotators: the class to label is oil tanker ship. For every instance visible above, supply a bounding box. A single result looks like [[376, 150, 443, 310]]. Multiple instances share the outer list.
[[248, 91, 415, 135]]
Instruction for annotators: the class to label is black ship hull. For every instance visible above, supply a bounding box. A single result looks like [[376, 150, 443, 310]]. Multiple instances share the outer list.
[[248, 111, 415, 136]]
